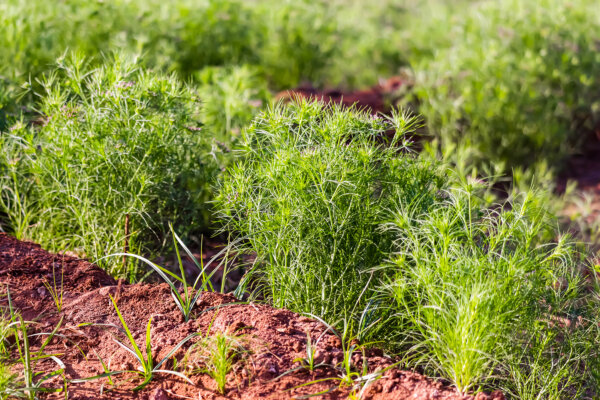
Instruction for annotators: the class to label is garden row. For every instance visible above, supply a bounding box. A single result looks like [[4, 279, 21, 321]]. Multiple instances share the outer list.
[[1, 0, 600, 398], [1, 63, 599, 396], [3, 233, 498, 399]]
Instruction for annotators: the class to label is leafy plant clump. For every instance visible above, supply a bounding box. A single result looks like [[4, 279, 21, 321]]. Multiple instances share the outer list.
[[216, 101, 592, 396], [194, 65, 270, 142], [216, 99, 444, 339], [197, 333, 246, 395], [0, 0, 407, 105], [0, 54, 224, 280], [384, 184, 588, 394]]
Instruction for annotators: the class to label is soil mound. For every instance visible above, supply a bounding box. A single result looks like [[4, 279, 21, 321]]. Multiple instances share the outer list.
[[0, 234, 504, 399]]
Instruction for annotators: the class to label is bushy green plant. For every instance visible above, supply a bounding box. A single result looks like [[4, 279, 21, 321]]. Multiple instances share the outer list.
[[0, 0, 147, 106], [215, 100, 443, 336], [384, 184, 583, 393], [324, 0, 408, 89], [501, 325, 586, 400], [404, 0, 600, 175], [256, 0, 338, 89], [216, 102, 592, 396], [0, 54, 223, 279], [166, 0, 261, 78]]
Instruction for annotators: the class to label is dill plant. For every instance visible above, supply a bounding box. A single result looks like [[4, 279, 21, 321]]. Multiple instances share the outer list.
[[199, 333, 245, 394], [215, 100, 443, 338], [0, 0, 406, 101], [383, 182, 586, 394], [0, 54, 222, 280]]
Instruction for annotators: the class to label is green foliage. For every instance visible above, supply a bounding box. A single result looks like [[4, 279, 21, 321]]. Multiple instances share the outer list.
[[200, 333, 244, 394], [283, 317, 388, 397], [385, 185, 583, 393], [195, 66, 270, 141], [0, 308, 10, 360], [109, 226, 238, 321], [0, 291, 68, 399], [293, 331, 324, 373], [0, 364, 19, 400], [0, 296, 20, 399], [501, 326, 586, 400], [216, 103, 592, 395], [6, 289, 66, 400], [0, 78, 19, 134], [216, 100, 443, 336], [405, 0, 600, 175], [1, 0, 599, 397], [325, 0, 408, 88], [165, 0, 262, 77], [0, 55, 222, 279], [257, 0, 337, 89], [0, 0, 407, 102], [42, 263, 64, 313]]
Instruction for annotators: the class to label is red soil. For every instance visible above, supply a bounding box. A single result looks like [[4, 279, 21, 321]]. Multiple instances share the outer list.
[[557, 133, 600, 249], [558, 133, 600, 193], [274, 77, 408, 115], [0, 234, 504, 400]]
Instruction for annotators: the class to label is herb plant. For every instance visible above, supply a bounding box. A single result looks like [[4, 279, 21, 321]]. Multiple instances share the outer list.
[[42, 263, 64, 313], [216, 100, 443, 339], [0, 54, 223, 279], [184, 332, 246, 395]]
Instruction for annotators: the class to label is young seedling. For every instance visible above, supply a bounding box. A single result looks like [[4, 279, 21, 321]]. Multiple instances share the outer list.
[[101, 225, 243, 322], [72, 294, 200, 391], [0, 363, 19, 399], [0, 305, 11, 360], [294, 332, 321, 373], [3, 288, 67, 399], [283, 316, 388, 398], [181, 314, 247, 395], [202, 333, 243, 394], [337, 339, 368, 387], [273, 330, 330, 382], [12, 315, 66, 400], [42, 262, 64, 313]]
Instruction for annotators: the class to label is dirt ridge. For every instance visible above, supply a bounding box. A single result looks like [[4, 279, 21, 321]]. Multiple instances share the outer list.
[[0, 234, 504, 400]]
